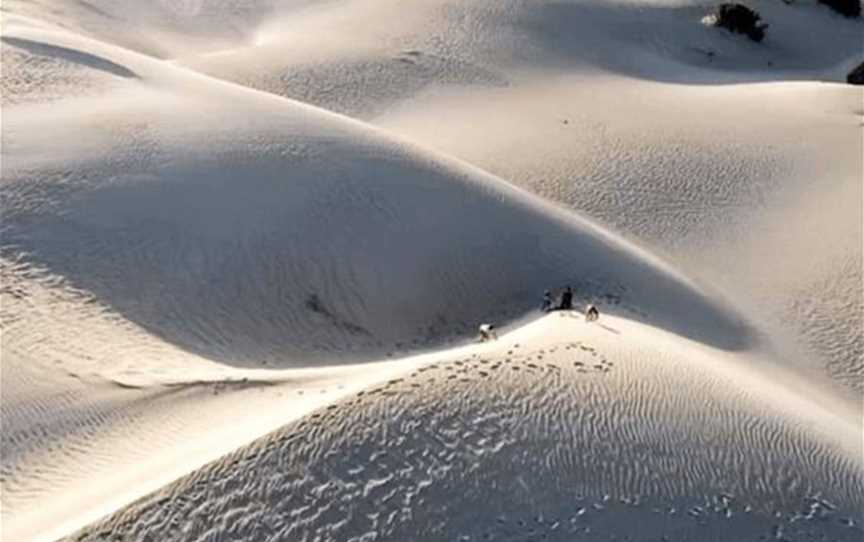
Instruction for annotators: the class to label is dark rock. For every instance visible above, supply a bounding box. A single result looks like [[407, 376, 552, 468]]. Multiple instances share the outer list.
[[847, 61, 864, 85]]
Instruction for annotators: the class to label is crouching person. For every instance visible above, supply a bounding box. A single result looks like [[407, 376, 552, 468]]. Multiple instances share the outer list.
[[478, 323, 498, 342]]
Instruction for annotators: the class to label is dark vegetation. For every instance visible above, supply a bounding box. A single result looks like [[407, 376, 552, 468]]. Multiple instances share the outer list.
[[713, 4, 768, 42]]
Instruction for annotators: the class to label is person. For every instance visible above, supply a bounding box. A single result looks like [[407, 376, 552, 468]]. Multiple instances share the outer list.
[[541, 290, 553, 313], [478, 323, 497, 342], [585, 304, 599, 322], [559, 286, 573, 310]]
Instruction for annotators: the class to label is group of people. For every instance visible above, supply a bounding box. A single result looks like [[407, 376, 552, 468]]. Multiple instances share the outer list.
[[541, 287, 571, 312], [477, 286, 601, 343], [542, 286, 599, 322]]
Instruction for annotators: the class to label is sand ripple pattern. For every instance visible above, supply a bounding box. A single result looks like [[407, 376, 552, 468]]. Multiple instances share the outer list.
[[71, 334, 864, 541]]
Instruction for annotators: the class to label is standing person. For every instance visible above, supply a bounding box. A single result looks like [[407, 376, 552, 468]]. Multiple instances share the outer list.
[[559, 286, 573, 310], [541, 290, 553, 313]]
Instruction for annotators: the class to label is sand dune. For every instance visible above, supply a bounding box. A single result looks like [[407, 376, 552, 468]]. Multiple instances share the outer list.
[[1, 1, 861, 541], [2, 14, 751, 366], [68, 317, 863, 541]]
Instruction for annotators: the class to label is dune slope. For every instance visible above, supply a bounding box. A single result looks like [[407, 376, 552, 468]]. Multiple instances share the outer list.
[[1, 16, 749, 369], [68, 316, 863, 542]]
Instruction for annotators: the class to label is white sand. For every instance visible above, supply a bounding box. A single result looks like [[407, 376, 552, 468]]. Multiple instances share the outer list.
[[1, 1, 861, 541]]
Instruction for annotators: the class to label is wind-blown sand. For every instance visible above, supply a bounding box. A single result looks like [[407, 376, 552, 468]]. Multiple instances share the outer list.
[[1, 1, 861, 541]]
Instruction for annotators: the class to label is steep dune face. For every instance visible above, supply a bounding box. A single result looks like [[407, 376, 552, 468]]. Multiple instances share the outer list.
[[378, 77, 864, 390], [119, 0, 862, 388], [1, 19, 752, 369]]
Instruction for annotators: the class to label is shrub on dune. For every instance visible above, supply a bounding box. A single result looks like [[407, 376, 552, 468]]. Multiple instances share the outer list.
[[848, 61, 864, 84], [818, 0, 862, 17], [708, 4, 768, 42]]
